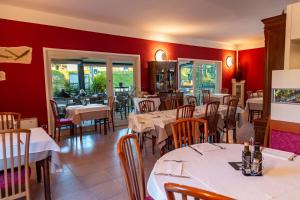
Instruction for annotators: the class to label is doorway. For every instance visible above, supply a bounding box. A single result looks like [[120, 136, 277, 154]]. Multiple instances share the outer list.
[[178, 58, 222, 103], [43, 48, 141, 132]]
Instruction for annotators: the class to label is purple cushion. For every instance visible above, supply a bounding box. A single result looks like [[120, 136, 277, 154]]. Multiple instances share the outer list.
[[271, 129, 300, 155], [0, 166, 31, 190], [145, 196, 154, 200], [59, 118, 73, 125]]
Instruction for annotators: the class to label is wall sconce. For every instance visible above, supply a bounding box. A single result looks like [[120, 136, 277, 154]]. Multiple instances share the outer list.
[[155, 49, 167, 61], [226, 56, 233, 68]]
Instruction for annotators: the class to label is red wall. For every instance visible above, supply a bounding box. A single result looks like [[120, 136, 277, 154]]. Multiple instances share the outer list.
[[0, 19, 236, 126], [238, 48, 264, 93]]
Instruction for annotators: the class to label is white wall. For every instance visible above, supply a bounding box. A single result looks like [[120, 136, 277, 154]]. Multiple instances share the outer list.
[[271, 69, 300, 123]]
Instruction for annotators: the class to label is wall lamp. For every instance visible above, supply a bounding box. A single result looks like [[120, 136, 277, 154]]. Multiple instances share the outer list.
[[226, 56, 233, 68], [155, 49, 167, 61]]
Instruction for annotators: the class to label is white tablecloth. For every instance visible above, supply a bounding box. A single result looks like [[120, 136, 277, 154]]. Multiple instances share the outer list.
[[133, 97, 161, 112], [147, 144, 300, 200], [128, 105, 245, 148], [245, 97, 263, 111], [66, 104, 110, 124], [210, 93, 229, 104], [0, 127, 61, 170]]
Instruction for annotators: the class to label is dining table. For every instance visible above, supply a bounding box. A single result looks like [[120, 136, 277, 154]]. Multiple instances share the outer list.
[[210, 93, 230, 104], [245, 97, 263, 111], [0, 127, 61, 200], [128, 105, 245, 149], [133, 97, 161, 112], [147, 143, 300, 200], [66, 104, 110, 137]]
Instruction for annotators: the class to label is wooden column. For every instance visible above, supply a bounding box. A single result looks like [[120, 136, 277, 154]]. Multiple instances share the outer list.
[[261, 14, 286, 118]]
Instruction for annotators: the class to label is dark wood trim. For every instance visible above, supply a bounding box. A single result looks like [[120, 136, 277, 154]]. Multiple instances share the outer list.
[[270, 120, 300, 134]]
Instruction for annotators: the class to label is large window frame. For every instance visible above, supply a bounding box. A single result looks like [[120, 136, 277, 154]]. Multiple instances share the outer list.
[[178, 58, 222, 96], [43, 48, 141, 131]]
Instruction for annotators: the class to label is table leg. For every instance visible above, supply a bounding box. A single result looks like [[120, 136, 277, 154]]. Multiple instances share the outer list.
[[36, 161, 42, 183], [42, 157, 51, 200], [104, 118, 107, 135], [80, 123, 83, 141]]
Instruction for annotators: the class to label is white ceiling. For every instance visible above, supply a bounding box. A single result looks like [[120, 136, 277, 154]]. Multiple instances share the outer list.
[[0, 0, 298, 47]]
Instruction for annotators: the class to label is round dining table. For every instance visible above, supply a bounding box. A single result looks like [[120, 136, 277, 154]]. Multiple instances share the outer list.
[[147, 143, 300, 200]]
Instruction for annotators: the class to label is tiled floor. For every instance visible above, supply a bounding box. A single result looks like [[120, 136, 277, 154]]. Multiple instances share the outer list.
[[30, 112, 254, 200]]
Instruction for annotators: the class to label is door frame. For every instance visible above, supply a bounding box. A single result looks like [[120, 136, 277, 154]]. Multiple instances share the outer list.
[[177, 58, 222, 95], [43, 47, 141, 132]]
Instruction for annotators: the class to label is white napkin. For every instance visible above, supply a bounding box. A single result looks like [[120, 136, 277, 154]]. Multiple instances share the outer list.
[[155, 160, 183, 176], [191, 143, 223, 153], [262, 148, 296, 161]]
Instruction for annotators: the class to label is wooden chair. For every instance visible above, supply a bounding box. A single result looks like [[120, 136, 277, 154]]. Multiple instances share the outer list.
[[50, 100, 75, 142], [171, 118, 208, 148], [246, 91, 254, 99], [202, 90, 210, 105], [164, 183, 233, 200], [117, 134, 153, 200], [138, 100, 155, 113], [220, 88, 229, 94], [0, 112, 21, 130], [176, 105, 195, 120], [222, 99, 239, 143], [95, 96, 115, 133], [138, 100, 156, 154], [263, 117, 271, 147], [222, 95, 238, 105], [187, 96, 198, 106], [205, 101, 220, 143], [0, 129, 31, 200], [164, 98, 179, 110], [107, 96, 115, 132], [257, 90, 263, 97]]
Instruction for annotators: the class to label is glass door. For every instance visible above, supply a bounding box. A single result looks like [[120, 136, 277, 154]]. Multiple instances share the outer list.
[[179, 59, 221, 104]]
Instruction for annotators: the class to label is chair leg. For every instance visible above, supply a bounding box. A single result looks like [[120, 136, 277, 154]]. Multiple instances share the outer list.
[[225, 129, 229, 143], [94, 120, 97, 132], [53, 126, 57, 140], [58, 126, 61, 142], [233, 128, 237, 143], [152, 135, 156, 155]]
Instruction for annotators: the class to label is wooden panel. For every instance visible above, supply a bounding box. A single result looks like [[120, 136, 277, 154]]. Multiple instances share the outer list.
[[261, 14, 286, 118], [270, 119, 300, 134]]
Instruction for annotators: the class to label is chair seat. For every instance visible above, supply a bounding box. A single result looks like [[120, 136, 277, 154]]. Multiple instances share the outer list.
[[145, 196, 154, 200], [0, 166, 31, 189], [58, 118, 73, 125]]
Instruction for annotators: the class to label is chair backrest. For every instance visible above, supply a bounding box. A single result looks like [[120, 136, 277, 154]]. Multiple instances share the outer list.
[[205, 101, 220, 136], [0, 129, 31, 200], [257, 90, 263, 97], [0, 112, 21, 130], [246, 91, 253, 99], [202, 90, 210, 104], [108, 96, 115, 119], [164, 183, 233, 200], [117, 134, 145, 200], [50, 100, 60, 121], [223, 95, 238, 105], [164, 98, 179, 110], [225, 99, 239, 128], [220, 88, 229, 94], [176, 105, 195, 120], [263, 116, 271, 147], [171, 118, 208, 148], [138, 100, 155, 113], [187, 96, 198, 106]]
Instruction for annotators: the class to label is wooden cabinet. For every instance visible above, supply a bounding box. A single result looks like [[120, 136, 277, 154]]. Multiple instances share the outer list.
[[148, 61, 178, 94], [290, 2, 300, 40], [261, 14, 286, 118], [285, 2, 300, 69]]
